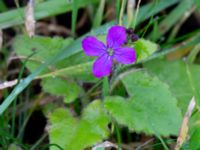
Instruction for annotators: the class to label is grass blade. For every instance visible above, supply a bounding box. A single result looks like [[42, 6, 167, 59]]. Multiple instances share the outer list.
[[93, 0, 106, 28], [0, 0, 99, 29], [148, 0, 194, 41]]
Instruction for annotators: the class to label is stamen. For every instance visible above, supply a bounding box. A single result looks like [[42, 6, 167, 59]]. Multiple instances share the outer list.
[[107, 48, 113, 56]]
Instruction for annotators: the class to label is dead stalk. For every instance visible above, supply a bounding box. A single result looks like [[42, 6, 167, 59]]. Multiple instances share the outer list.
[[25, 0, 35, 37], [175, 97, 196, 150]]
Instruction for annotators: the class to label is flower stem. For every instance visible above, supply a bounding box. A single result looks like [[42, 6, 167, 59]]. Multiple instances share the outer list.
[[102, 77, 109, 97]]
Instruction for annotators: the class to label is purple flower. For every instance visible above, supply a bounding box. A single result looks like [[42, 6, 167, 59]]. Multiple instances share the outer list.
[[82, 25, 136, 78]]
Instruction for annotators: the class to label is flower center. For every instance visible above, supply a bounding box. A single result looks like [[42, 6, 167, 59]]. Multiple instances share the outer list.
[[107, 48, 114, 56]]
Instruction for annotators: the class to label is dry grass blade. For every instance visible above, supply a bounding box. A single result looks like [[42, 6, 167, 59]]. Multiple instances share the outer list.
[[0, 80, 18, 90], [175, 96, 196, 150], [25, 0, 35, 37], [119, 0, 127, 26], [133, 0, 141, 29], [92, 141, 119, 150], [127, 0, 135, 27], [168, 5, 196, 42]]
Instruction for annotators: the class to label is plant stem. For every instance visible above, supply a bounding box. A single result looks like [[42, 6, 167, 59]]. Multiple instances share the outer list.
[[119, 0, 127, 26], [133, 0, 141, 29], [115, 123, 122, 150], [187, 43, 200, 63], [30, 132, 48, 150], [127, 0, 135, 28]]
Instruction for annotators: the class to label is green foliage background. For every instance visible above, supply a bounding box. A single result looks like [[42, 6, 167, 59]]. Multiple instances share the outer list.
[[0, 0, 200, 149]]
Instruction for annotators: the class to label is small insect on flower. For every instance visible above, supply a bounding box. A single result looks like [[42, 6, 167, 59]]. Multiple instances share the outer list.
[[82, 25, 136, 78], [126, 28, 139, 42]]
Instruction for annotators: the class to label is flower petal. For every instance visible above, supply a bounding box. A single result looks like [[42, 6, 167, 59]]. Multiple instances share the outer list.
[[92, 54, 113, 78], [113, 47, 136, 64], [106, 25, 127, 48], [82, 36, 106, 56]]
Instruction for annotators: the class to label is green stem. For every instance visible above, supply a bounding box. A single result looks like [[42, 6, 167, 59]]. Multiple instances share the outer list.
[[11, 98, 17, 137], [114, 123, 122, 150], [71, 0, 78, 36], [30, 133, 48, 150], [156, 135, 169, 150], [0, 0, 7, 12], [0, 129, 30, 150], [102, 77, 109, 97], [81, 79, 103, 106], [18, 52, 36, 82], [11, 52, 36, 138], [116, 0, 121, 21], [17, 110, 33, 139], [41, 144, 64, 150], [11, 52, 35, 136], [93, 0, 106, 28]]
